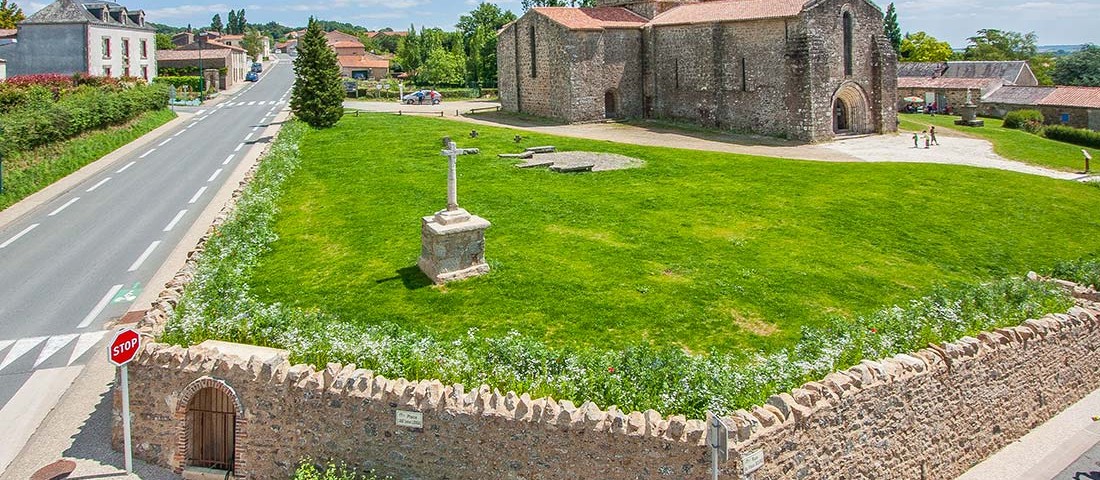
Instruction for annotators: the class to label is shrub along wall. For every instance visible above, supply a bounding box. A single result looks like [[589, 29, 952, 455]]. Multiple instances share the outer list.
[[1045, 125, 1100, 149], [120, 282, 1100, 479]]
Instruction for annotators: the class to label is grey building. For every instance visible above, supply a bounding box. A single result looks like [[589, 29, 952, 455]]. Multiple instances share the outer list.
[[0, 0, 157, 80]]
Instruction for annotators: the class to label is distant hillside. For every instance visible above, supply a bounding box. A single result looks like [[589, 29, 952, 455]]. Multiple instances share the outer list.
[[1038, 44, 1087, 55]]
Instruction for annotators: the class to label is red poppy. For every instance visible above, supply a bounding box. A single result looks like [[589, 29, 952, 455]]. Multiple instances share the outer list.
[[607, 367, 615, 373]]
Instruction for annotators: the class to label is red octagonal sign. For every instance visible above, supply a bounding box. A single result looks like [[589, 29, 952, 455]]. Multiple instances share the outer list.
[[109, 328, 141, 366]]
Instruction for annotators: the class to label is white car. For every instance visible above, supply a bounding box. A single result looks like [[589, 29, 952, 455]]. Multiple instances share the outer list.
[[402, 90, 442, 105]]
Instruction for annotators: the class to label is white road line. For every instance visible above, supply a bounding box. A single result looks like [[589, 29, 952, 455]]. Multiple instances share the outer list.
[[0, 366, 83, 472], [188, 186, 208, 204], [207, 168, 223, 182], [34, 334, 78, 367], [243, 132, 253, 140], [48, 197, 80, 217], [235, 143, 245, 152], [139, 148, 156, 158], [85, 177, 111, 192], [186, 122, 197, 129], [223, 154, 235, 165], [68, 331, 107, 365], [77, 284, 123, 328], [248, 101, 256, 106], [0, 336, 47, 370], [158, 138, 172, 147], [116, 161, 136, 173], [252, 126, 259, 132], [196, 109, 207, 115], [172, 130, 183, 137], [0, 223, 39, 249], [163, 209, 188, 232], [128, 241, 160, 272]]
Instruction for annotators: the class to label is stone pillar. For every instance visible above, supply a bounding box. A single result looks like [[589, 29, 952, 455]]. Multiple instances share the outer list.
[[417, 140, 491, 284]]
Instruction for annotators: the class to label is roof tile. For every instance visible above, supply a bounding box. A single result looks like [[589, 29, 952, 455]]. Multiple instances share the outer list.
[[532, 7, 648, 31], [1037, 86, 1100, 109], [649, 0, 806, 26]]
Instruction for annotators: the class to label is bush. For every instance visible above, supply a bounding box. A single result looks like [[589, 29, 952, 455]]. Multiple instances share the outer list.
[[0, 82, 168, 156], [155, 76, 203, 91], [1003, 109, 1044, 132], [294, 460, 382, 480], [1043, 125, 1100, 149], [1050, 257, 1100, 287]]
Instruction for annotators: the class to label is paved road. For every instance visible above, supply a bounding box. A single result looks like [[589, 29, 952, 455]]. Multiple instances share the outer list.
[[0, 56, 294, 475]]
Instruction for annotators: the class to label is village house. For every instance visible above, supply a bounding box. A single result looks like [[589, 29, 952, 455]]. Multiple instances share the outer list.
[[896, 60, 1038, 112], [338, 52, 390, 80], [0, 0, 157, 80], [218, 33, 273, 61], [498, 0, 897, 142], [156, 35, 249, 90], [981, 85, 1100, 130]]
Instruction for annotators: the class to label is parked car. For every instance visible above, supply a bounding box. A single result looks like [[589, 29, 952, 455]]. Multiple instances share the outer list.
[[245, 71, 259, 82], [251, 62, 263, 73], [402, 89, 442, 105]]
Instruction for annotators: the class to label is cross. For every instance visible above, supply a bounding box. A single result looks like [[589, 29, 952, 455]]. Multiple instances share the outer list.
[[441, 137, 463, 211]]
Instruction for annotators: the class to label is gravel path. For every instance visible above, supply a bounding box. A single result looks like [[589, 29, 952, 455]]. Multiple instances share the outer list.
[[345, 100, 1099, 182]]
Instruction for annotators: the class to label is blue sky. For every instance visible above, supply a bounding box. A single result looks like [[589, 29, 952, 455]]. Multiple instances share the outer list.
[[20, 0, 1100, 46]]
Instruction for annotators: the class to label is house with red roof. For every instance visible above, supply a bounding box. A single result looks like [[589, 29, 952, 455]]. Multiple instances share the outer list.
[[498, 0, 897, 142], [896, 61, 1039, 113], [157, 35, 249, 90]]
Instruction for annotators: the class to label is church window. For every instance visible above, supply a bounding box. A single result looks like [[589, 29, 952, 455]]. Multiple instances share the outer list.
[[741, 58, 747, 91], [529, 26, 537, 78], [842, 12, 853, 76], [674, 58, 680, 89]]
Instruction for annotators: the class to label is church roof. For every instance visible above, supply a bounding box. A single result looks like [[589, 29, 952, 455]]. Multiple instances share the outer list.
[[897, 62, 947, 78], [532, 7, 649, 31], [940, 61, 1031, 85], [649, 0, 807, 26]]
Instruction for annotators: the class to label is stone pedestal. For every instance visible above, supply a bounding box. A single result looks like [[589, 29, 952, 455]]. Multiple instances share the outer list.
[[955, 103, 984, 127], [418, 208, 490, 284]]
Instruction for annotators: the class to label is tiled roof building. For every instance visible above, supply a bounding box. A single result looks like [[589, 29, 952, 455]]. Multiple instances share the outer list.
[[498, 0, 898, 142]]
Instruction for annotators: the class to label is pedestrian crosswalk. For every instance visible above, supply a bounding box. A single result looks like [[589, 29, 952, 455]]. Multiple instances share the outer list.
[[0, 331, 106, 374], [221, 100, 285, 108]]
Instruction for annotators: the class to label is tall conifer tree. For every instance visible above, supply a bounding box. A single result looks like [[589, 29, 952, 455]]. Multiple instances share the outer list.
[[884, 3, 902, 54], [291, 17, 344, 128]]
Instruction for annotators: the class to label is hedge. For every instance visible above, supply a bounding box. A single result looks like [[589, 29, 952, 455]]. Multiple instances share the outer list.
[[0, 83, 168, 156], [1044, 125, 1100, 149], [155, 76, 203, 91], [1003, 109, 1044, 130]]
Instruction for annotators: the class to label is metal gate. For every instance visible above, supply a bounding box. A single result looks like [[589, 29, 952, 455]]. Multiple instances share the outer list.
[[187, 387, 235, 471]]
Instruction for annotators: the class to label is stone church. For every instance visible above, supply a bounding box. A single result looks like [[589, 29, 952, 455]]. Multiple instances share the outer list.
[[498, 0, 897, 142]]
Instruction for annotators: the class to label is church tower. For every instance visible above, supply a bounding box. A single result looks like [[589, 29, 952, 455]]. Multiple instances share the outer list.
[[592, 0, 700, 19]]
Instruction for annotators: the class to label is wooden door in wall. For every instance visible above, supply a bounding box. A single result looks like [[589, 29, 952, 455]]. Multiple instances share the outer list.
[[188, 387, 236, 471]]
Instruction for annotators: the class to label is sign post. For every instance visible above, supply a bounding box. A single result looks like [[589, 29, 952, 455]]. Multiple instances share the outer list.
[[706, 412, 729, 480], [109, 328, 141, 474], [1084, 149, 1092, 173]]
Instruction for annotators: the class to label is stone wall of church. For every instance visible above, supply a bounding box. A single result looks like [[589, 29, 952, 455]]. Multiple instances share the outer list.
[[567, 29, 645, 121], [497, 15, 574, 121], [647, 19, 796, 138]]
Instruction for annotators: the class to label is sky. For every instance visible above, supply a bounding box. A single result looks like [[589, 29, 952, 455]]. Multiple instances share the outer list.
[[18, 0, 1100, 47]]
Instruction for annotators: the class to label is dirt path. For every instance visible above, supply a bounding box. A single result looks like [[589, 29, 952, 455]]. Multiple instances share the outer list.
[[344, 100, 1097, 182]]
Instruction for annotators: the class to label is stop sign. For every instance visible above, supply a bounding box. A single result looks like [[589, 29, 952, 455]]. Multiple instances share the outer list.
[[109, 328, 141, 366]]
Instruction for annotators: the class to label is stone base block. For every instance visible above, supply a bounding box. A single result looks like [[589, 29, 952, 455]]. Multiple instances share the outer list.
[[418, 209, 491, 284], [954, 119, 985, 127]]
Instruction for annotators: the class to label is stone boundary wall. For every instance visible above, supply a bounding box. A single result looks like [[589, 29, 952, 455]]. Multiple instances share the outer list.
[[117, 113, 1100, 479]]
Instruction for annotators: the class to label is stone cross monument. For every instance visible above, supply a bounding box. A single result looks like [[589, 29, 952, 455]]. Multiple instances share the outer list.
[[417, 137, 491, 284]]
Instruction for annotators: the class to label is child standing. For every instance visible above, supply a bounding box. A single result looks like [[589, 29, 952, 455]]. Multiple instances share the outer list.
[[930, 126, 939, 146]]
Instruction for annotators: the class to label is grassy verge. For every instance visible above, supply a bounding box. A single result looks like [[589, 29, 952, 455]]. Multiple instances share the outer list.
[[164, 113, 1097, 416], [0, 108, 177, 211], [898, 113, 1099, 172]]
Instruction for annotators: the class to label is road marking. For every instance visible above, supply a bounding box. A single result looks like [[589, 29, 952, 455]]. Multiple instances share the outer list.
[[111, 282, 141, 304], [158, 138, 172, 147], [78, 284, 123, 328], [189, 186, 207, 204], [0, 223, 39, 249], [196, 109, 207, 115], [85, 177, 111, 192], [243, 132, 253, 140], [0, 366, 83, 472], [223, 154, 235, 165], [163, 209, 188, 232], [248, 101, 256, 106], [252, 126, 259, 132], [116, 161, 136, 173], [0, 336, 46, 370], [128, 241, 160, 272], [139, 148, 156, 158], [68, 331, 107, 365], [186, 122, 197, 129], [235, 143, 245, 152], [207, 168, 223, 182], [33, 334, 78, 368], [48, 198, 80, 217]]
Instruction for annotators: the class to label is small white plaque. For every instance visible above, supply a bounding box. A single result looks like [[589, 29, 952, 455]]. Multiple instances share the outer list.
[[742, 449, 764, 474], [396, 409, 423, 429]]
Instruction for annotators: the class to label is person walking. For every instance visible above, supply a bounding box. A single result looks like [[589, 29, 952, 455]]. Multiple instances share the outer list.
[[930, 126, 939, 146], [913, 131, 920, 148], [924, 130, 930, 149]]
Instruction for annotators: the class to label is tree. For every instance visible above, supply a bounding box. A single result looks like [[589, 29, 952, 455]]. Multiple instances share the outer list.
[[1052, 45, 1100, 86], [210, 13, 223, 33], [155, 32, 175, 50], [883, 3, 901, 55], [420, 47, 466, 86], [227, 10, 237, 34], [0, 0, 25, 29], [458, 2, 517, 87], [235, 9, 247, 35], [962, 29, 1037, 61], [899, 32, 953, 62], [291, 17, 344, 128], [241, 28, 264, 62]]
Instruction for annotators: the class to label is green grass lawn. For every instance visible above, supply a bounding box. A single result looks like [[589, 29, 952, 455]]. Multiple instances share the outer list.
[[899, 113, 1098, 172], [247, 113, 1100, 355], [0, 109, 177, 211]]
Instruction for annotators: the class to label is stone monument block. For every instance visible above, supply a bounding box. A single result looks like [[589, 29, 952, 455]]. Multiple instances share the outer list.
[[418, 209, 490, 284]]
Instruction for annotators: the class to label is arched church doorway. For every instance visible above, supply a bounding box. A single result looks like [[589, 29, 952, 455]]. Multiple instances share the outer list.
[[604, 90, 618, 119], [834, 98, 849, 132], [832, 82, 871, 135]]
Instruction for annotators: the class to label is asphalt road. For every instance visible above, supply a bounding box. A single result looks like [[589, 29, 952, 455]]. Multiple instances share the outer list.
[[0, 56, 295, 474]]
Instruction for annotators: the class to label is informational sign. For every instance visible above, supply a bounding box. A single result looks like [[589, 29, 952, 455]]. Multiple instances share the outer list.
[[742, 449, 765, 475], [396, 409, 423, 429], [108, 328, 141, 366]]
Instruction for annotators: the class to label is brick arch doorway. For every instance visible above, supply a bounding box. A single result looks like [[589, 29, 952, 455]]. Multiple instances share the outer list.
[[174, 377, 247, 477], [604, 90, 619, 119], [832, 82, 871, 135]]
